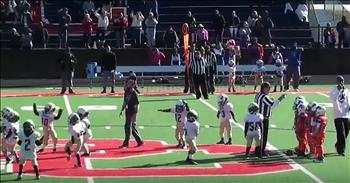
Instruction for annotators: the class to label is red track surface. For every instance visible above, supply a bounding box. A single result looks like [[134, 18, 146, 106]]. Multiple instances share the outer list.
[[0, 89, 330, 97], [4, 140, 293, 177]]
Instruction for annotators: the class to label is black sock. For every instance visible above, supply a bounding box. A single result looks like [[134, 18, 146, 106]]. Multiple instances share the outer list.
[[220, 138, 224, 142], [256, 146, 262, 158], [280, 85, 283, 91], [65, 146, 71, 155], [33, 165, 39, 177], [245, 146, 251, 157], [18, 164, 23, 176], [274, 86, 277, 91], [76, 154, 81, 165], [228, 138, 232, 142]]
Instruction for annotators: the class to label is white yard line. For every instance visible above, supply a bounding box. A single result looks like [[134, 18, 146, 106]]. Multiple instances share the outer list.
[[87, 177, 94, 183], [195, 95, 325, 183], [63, 95, 73, 114], [85, 158, 93, 170], [317, 92, 330, 98]]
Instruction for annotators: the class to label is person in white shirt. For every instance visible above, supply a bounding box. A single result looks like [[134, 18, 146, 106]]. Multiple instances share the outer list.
[[171, 48, 181, 66], [227, 48, 236, 92], [94, 8, 109, 43], [244, 102, 263, 159], [1, 109, 20, 164], [216, 94, 236, 145], [329, 75, 350, 156], [295, 3, 308, 22], [130, 10, 144, 48], [145, 12, 158, 47], [184, 110, 200, 165]]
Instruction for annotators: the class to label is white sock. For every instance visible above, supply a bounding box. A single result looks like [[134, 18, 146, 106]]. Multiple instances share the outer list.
[[189, 154, 194, 159]]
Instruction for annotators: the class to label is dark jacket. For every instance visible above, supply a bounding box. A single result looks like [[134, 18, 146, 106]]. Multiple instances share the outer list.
[[58, 52, 77, 72], [33, 27, 49, 47], [336, 20, 350, 38], [163, 29, 179, 48], [101, 51, 117, 71], [213, 14, 225, 31]]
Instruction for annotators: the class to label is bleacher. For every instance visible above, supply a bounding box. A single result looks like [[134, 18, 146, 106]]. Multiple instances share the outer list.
[[0, 0, 315, 48]]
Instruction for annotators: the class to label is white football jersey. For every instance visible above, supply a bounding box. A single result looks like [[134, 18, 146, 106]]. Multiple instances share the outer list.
[[170, 108, 188, 124], [218, 103, 234, 122], [39, 111, 56, 127], [68, 121, 86, 138], [3, 121, 20, 145], [18, 130, 41, 160], [228, 56, 236, 74], [245, 113, 263, 133], [81, 118, 92, 138], [184, 120, 199, 140]]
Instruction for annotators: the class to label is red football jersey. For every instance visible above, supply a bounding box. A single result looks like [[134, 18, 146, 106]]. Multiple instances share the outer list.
[[313, 116, 328, 137]]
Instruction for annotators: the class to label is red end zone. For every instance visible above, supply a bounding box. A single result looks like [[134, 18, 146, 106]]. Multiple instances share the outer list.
[[6, 139, 294, 177]]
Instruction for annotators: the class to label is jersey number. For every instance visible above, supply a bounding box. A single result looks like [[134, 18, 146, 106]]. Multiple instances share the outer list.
[[221, 110, 225, 118], [249, 123, 259, 131], [41, 118, 49, 126], [175, 113, 182, 123], [24, 139, 31, 151]]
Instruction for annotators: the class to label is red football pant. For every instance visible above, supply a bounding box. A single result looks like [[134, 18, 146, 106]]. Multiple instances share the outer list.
[[313, 136, 325, 159], [296, 131, 307, 153], [307, 133, 316, 155]]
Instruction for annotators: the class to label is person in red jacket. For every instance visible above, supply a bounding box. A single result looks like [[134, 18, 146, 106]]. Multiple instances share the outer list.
[[311, 105, 328, 163], [247, 37, 264, 64], [82, 13, 93, 48]]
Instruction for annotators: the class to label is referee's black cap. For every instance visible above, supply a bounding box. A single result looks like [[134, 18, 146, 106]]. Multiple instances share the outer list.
[[260, 82, 271, 92]]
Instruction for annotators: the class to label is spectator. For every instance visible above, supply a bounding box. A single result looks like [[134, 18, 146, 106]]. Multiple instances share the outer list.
[[196, 24, 208, 48], [58, 8, 71, 48], [82, 13, 93, 48], [163, 26, 179, 48], [247, 10, 260, 36], [145, 12, 158, 48], [101, 45, 117, 93], [295, 2, 308, 22], [58, 47, 77, 94], [344, 25, 350, 48], [129, 10, 144, 48], [247, 37, 264, 64], [102, 1, 112, 19], [284, 1, 299, 27], [94, 8, 109, 44], [33, 21, 49, 48], [9, 28, 22, 49], [213, 42, 224, 65], [324, 23, 336, 48], [238, 21, 251, 48], [143, 0, 158, 19], [258, 10, 274, 46], [284, 42, 303, 92], [1, 1, 5, 25], [269, 46, 283, 64], [18, 1, 32, 35], [213, 9, 225, 43], [17, 0, 31, 22], [21, 32, 32, 50], [82, 0, 95, 14], [113, 12, 128, 48], [171, 47, 181, 66], [184, 11, 196, 44], [284, 2, 293, 14], [229, 10, 240, 38], [336, 16, 350, 48], [5, 0, 17, 22], [150, 48, 165, 66]]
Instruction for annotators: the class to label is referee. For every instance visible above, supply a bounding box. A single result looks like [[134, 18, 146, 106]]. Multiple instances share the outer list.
[[190, 51, 208, 99], [204, 45, 217, 94], [255, 82, 286, 155]]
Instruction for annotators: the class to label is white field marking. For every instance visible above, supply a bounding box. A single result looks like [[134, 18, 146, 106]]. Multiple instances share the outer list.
[[6, 163, 13, 173], [21, 105, 44, 111], [90, 150, 106, 154], [160, 140, 168, 145], [85, 158, 93, 170], [89, 94, 93, 97], [105, 126, 111, 130], [195, 94, 325, 183], [171, 125, 176, 129], [63, 95, 73, 114], [204, 125, 210, 128], [63, 127, 68, 130], [318, 103, 333, 108], [213, 163, 222, 168], [270, 124, 277, 128], [38, 127, 43, 130], [78, 105, 117, 111], [317, 92, 330, 98], [87, 177, 94, 183], [139, 126, 144, 129]]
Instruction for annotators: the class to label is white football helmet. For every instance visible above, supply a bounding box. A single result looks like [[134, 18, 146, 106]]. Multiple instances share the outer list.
[[68, 113, 80, 125], [275, 59, 282, 67], [311, 103, 320, 113], [248, 102, 259, 114], [187, 110, 198, 122], [218, 94, 228, 107], [306, 101, 317, 112], [175, 100, 185, 113], [77, 107, 89, 119], [228, 59, 235, 67], [256, 59, 264, 67], [293, 96, 307, 110], [44, 102, 56, 113], [297, 102, 307, 115], [1, 107, 14, 118], [7, 111, 20, 123], [315, 105, 326, 116]]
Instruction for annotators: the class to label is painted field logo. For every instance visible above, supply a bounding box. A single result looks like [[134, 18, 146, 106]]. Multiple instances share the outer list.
[[12, 140, 294, 177]]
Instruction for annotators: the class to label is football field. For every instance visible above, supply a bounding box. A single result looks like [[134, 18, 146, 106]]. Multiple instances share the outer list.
[[0, 85, 349, 183]]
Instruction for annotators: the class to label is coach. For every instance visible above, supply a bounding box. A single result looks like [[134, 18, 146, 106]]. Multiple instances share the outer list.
[[330, 75, 350, 156], [190, 51, 208, 99], [284, 42, 303, 92], [58, 47, 77, 94], [101, 45, 117, 93], [255, 82, 286, 155], [119, 79, 144, 148]]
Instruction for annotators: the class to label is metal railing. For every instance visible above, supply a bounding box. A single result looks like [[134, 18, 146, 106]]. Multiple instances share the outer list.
[[324, 0, 350, 21]]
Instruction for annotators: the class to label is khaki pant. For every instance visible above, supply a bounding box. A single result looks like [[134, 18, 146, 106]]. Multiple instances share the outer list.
[[274, 76, 283, 86], [219, 121, 232, 139], [246, 131, 261, 147], [175, 123, 185, 142], [185, 137, 198, 153], [42, 126, 58, 147], [20, 158, 38, 166], [102, 70, 116, 90], [255, 76, 263, 86]]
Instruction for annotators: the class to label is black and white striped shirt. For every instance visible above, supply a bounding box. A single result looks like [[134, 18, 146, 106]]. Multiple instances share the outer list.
[[190, 56, 206, 75], [204, 52, 217, 68], [255, 92, 277, 118]]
